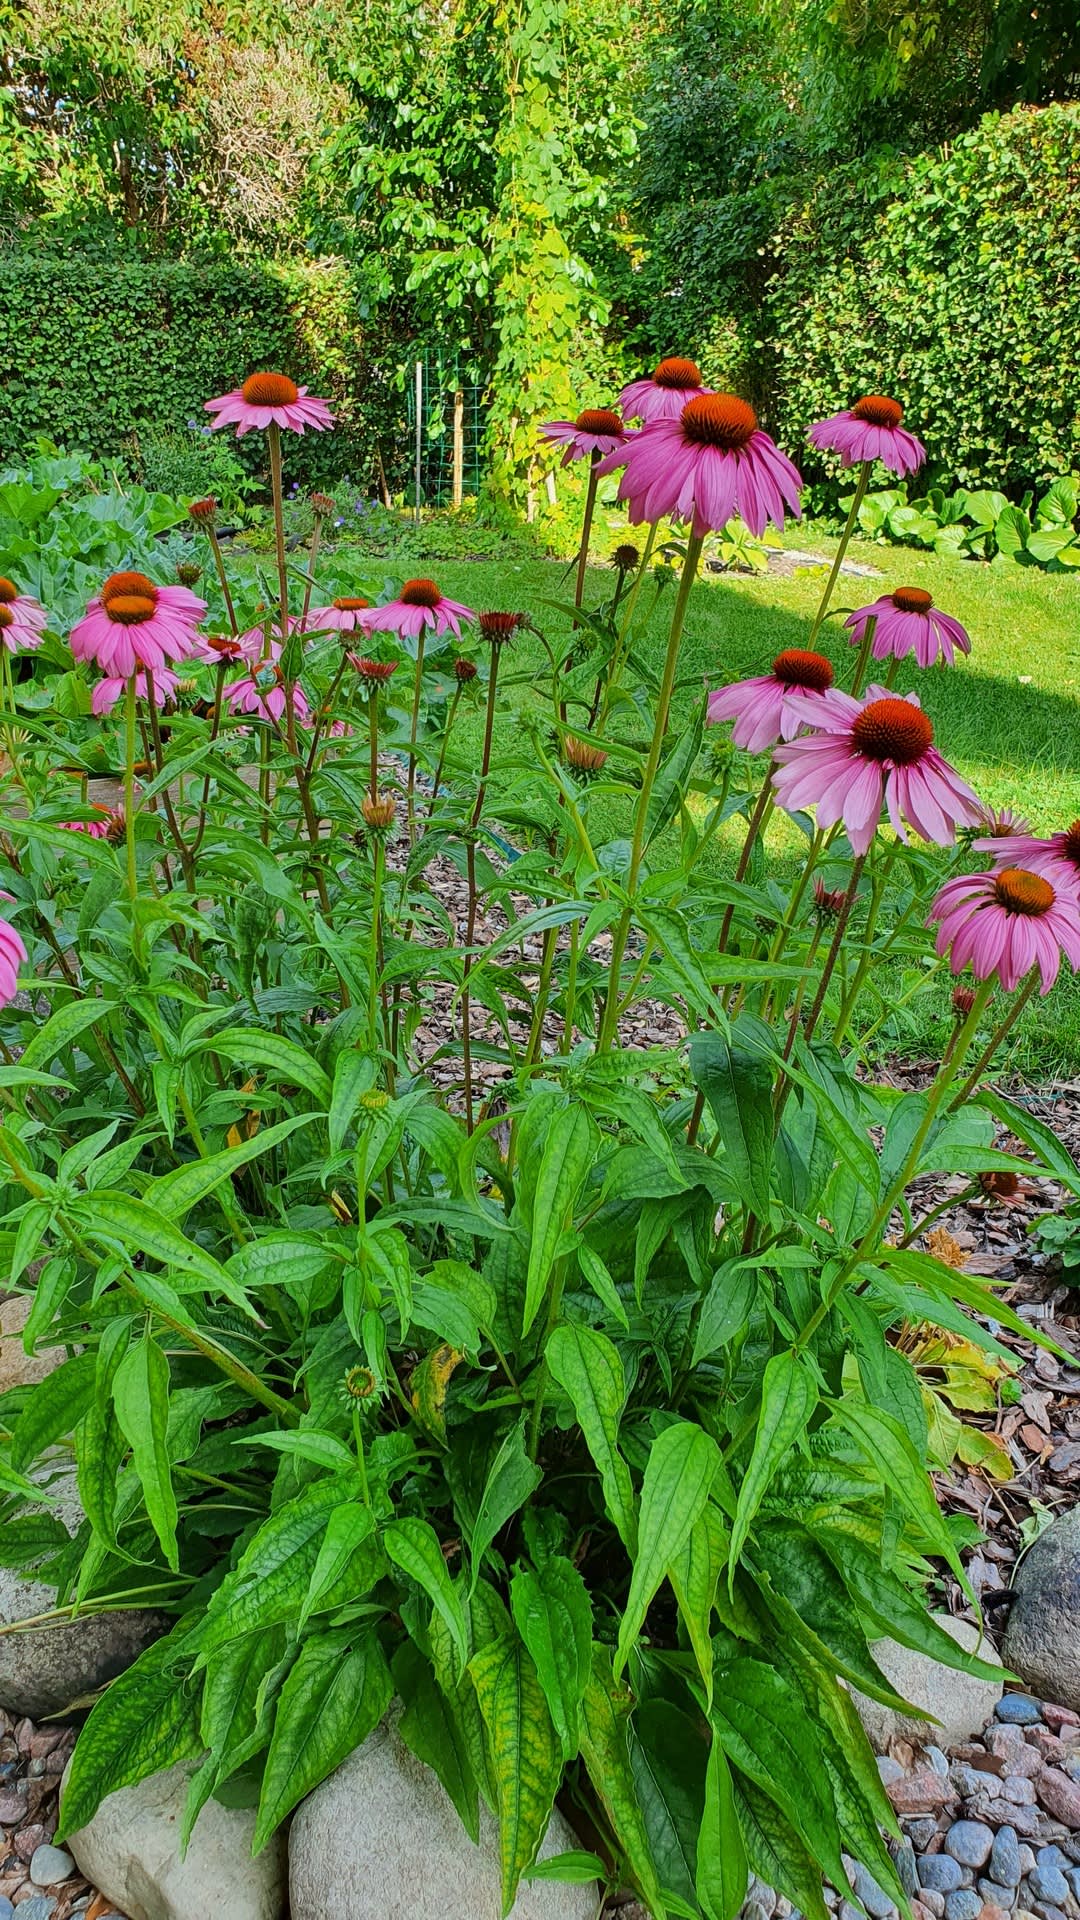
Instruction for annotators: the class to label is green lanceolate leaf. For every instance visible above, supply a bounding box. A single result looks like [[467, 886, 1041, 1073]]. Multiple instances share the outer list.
[[580, 1645, 667, 1919], [299, 1502, 380, 1630], [729, 1350, 817, 1578], [692, 1260, 758, 1366], [112, 1333, 178, 1571], [690, 1022, 774, 1218], [732, 1772, 830, 1920], [817, 1532, 1003, 1681], [711, 1660, 846, 1889], [522, 1103, 598, 1335], [19, 996, 117, 1073], [76, 1319, 130, 1550], [199, 1476, 353, 1654], [184, 1626, 290, 1845], [510, 1554, 593, 1761], [827, 1398, 964, 1580], [469, 1635, 563, 1915], [253, 1630, 392, 1851], [385, 1515, 469, 1668], [328, 1047, 376, 1154], [630, 1698, 708, 1910], [57, 1630, 200, 1842], [751, 1519, 911, 1707], [669, 1501, 728, 1709], [11, 1350, 96, 1470], [394, 1640, 480, 1842], [615, 1420, 719, 1678], [468, 1420, 542, 1596], [697, 1738, 748, 1920], [546, 1323, 637, 1553], [146, 1114, 314, 1219], [576, 1243, 629, 1329], [72, 1192, 255, 1314], [207, 1027, 333, 1106]]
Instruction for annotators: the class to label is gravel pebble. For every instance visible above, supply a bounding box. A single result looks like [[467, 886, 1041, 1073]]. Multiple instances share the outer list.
[[877, 1758, 905, 1787], [978, 1884, 1016, 1911], [14, 1901, 56, 1920], [991, 1830, 1022, 1888], [849, 1865, 895, 1919], [927, 1750, 951, 1777], [909, 1821, 942, 1852], [920, 1894, 946, 1917], [27, 1846, 72, 1890], [944, 1892, 983, 1920], [1037, 1770, 1080, 1828], [896, 1845, 920, 1899], [948, 1826, 997, 1870], [1019, 1850, 1037, 1877], [998, 1700, 1045, 1727], [1043, 1709, 1080, 1734], [921, 1858, 966, 1894], [1035, 1849, 1071, 1872], [1027, 1867, 1070, 1904], [1004, 1779, 1039, 1808]]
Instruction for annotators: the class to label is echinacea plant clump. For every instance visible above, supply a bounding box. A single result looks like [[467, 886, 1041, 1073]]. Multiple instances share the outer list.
[[1, 357, 1079, 1920]]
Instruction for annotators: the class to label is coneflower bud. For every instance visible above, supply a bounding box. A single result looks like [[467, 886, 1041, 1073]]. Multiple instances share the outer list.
[[454, 657, 478, 683], [564, 735, 607, 773], [343, 1364, 377, 1400], [311, 491, 335, 517], [103, 807, 127, 846], [188, 497, 218, 525], [359, 1088, 390, 1112], [951, 984, 977, 1018], [350, 656, 397, 683], [612, 543, 640, 574], [478, 611, 525, 644], [813, 877, 846, 919], [175, 560, 202, 588], [361, 791, 397, 831], [979, 1170, 1020, 1199], [328, 1189, 353, 1224]]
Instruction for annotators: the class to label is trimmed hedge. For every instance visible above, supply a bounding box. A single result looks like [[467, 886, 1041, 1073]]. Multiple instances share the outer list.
[[765, 104, 1080, 501], [0, 255, 408, 489]]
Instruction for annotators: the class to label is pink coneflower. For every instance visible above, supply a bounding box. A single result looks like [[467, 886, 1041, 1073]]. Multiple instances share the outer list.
[[59, 809, 111, 840], [975, 820, 1080, 896], [844, 588, 971, 668], [348, 656, 398, 683], [0, 897, 26, 1005], [194, 634, 250, 667], [478, 611, 527, 644], [364, 579, 475, 640], [598, 393, 802, 539], [539, 410, 628, 467], [205, 373, 333, 438], [972, 802, 1031, 839], [808, 395, 926, 478], [619, 357, 711, 424], [929, 866, 1080, 994], [706, 648, 835, 753], [306, 597, 372, 633], [91, 666, 183, 717], [223, 671, 310, 726], [71, 573, 205, 677], [771, 684, 980, 855], [0, 578, 47, 653]]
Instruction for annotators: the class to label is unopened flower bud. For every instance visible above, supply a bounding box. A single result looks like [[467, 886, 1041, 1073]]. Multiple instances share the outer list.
[[311, 492, 335, 517], [564, 734, 607, 773], [951, 984, 977, 1018], [813, 877, 846, 919], [176, 560, 202, 587], [188, 496, 218, 525], [361, 791, 397, 831], [454, 657, 478, 682], [612, 542, 641, 573], [343, 1364, 377, 1400], [479, 611, 525, 644]]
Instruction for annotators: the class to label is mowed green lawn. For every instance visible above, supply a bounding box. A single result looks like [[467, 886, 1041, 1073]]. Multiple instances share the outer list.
[[328, 527, 1080, 1073]]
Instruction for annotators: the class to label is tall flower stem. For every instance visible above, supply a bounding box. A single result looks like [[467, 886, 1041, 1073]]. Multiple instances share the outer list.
[[800, 853, 866, 1048], [716, 771, 775, 964], [426, 684, 463, 827], [849, 613, 879, 700], [831, 840, 900, 1046], [206, 527, 238, 636], [301, 505, 326, 629], [368, 837, 386, 1055], [123, 674, 139, 905], [597, 525, 659, 732], [597, 532, 703, 1051], [406, 632, 426, 845], [267, 421, 290, 652], [368, 687, 380, 803], [461, 642, 503, 1129], [572, 460, 600, 621], [807, 459, 871, 649], [948, 972, 1038, 1110]]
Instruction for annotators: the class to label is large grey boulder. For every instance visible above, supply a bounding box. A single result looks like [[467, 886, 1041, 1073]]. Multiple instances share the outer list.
[[0, 1464, 166, 1718], [850, 1615, 1004, 1752], [65, 1761, 287, 1920], [1003, 1507, 1080, 1713], [289, 1718, 597, 1920], [0, 1293, 64, 1391]]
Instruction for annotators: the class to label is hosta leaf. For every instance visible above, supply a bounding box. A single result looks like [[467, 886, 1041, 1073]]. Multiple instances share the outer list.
[[468, 1420, 542, 1595], [57, 1630, 200, 1842], [615, 1421, 719, 1678], [469, 1635, 563, 1915], [668, 1502, 728, 1709], [510, 1555, 593, 1761], [385, 1516, 469, 1668], [732, 1772, 829, 1920], [697, 1739, 748, 1920], [579, 1645, 666, 1918], [546, 1323, 636, 1553], [729, 1351, 817, 1577], [394, 1640, 479, 1842], [253, 1630, 391, 1851], [112, 1334, 178, 1571], [522, 1104, 597, 1335]]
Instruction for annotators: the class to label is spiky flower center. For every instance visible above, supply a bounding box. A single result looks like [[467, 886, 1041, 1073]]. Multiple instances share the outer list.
[[852, 394, 904, 428], [993, 866, 1055, 917], [575, 409, 622, 435], [682, 393, 757, 451], [891, 587, 933, 614], [851, 696, 933, 765], [333, 597, 370, 611], [653, 357, 702, 390], [454, 657, 477, 681], [612, 543, 640, 572], [1060, 821, 1080, 869], [0, 578, 18, 603], [479, 611, 524, 641], [400, 578, 441, 608], [207, 636, 243, 658], [0, 608, 12, 630], [241, 372, 299, 407], [772, 648, 834, 691], [101, 571, 159, 625]]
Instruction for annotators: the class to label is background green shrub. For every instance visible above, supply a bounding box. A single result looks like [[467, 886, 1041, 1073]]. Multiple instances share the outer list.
[[765, 105, 1080, 504]]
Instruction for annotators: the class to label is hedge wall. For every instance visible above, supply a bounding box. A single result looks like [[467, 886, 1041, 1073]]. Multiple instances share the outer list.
[[764, 104, 1080, 500], [0, 255, 410, 489]]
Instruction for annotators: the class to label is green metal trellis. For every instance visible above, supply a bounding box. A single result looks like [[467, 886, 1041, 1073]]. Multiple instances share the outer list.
[[404, 348, 488, 513]]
